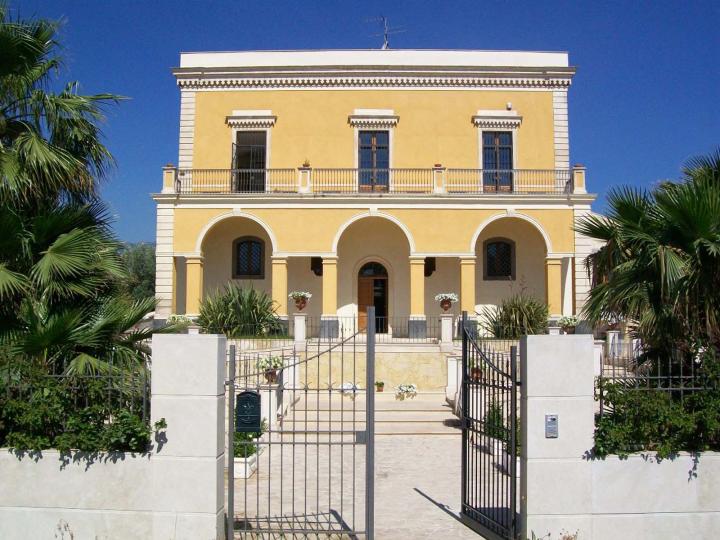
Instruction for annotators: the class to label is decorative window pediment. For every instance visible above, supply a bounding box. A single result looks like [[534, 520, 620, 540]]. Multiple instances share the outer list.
[[472, 110, 522, 130], [226, 109, 276, 128], [348, 109, 399, 129]]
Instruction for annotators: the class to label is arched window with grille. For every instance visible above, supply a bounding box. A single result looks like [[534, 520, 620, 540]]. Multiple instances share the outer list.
[[233, 236, 265, 279], [484, 238, 515, 280]]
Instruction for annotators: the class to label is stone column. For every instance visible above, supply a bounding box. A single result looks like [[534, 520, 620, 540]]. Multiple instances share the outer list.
[[460, 256, 476, 314], [545, 257, 563, 318], [271, 257, 289, 333], [321, 257, 338, 338], [572, 164, 587, 194], [409, 257, 427, 338], [151, 333, 226, 539], [440, 313, 454, 352], [185, 255, 204, 316]]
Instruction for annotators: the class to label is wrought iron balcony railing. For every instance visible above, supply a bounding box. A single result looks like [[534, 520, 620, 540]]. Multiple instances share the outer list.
[[170, 168, 577, 195]]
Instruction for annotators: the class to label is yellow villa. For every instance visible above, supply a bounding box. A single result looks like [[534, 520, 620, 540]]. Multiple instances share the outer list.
[[153, 49, 596, 338]]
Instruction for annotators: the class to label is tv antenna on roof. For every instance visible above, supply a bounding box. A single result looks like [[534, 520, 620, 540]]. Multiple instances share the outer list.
[[367, 15, 406, 49]]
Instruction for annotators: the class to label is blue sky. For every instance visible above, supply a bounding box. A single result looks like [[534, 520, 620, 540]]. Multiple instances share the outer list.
[[18, 0, 720, 242]]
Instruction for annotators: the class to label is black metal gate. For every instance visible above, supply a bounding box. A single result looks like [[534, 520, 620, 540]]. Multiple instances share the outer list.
[[226, 308, 376, 539], [460, 313, 519, 540]]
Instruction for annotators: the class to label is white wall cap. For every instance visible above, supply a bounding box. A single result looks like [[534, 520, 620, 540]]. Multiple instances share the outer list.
[[179, 49, 570, 69]]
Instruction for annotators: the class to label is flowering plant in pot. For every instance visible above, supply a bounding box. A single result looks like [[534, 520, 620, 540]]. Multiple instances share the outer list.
[[395, 383, 417, 401], [375, 381, 385, 392], [558, 315, 579, 334], [434, 293, 459, 312], [256, 356, 284, 383], [288, 291, 312, 311]]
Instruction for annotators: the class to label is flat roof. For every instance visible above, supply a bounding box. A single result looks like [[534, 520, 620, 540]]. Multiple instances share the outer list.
[[178, 49, 570, 69]]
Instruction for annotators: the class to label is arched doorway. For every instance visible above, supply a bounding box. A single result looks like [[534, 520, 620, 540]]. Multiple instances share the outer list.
[[358, 262, 388, 332]]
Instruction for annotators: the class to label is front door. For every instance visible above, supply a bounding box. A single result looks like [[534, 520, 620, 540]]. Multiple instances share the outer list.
[[357, 262, 388, 332]]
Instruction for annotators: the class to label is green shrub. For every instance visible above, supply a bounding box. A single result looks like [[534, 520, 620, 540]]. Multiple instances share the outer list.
[[198, 285, 284, 338], [233, 420, 267, 458], [595, 379, 720, 458], [481, 293, 549, 338], [0, 371, 164, 453]]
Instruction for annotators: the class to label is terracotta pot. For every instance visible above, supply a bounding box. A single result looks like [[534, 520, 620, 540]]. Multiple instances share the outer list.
[[376, 385, 384, 392], [470, 367, 482, 382], [563, 326, 576, 335], [440, 299, 452, 312], [295, 297, 307, 311], [264, 369, 278, 384]]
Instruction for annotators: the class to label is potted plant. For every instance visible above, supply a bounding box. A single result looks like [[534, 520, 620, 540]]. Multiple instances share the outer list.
[[558, 315, 579, 334], [289, 291, 312, 311], [375, 381, 385, 392], [340, 382, 360, 400], [233, 420, 267, 479], [257, 356, 284, 384], [434, 293, 459, 312], [469, 358, 482, 382], [301, 158, 311, 168], [395, 383, 417, 401]]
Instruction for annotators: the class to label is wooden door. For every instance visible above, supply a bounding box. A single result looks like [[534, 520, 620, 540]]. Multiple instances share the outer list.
[[357, 277, 374, 330]]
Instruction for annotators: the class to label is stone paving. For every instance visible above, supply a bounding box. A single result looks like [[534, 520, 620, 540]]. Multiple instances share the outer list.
[[230, 393, 483, 539]]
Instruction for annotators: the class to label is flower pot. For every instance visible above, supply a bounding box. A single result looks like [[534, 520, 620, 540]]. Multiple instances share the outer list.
[[264, 369, 279, 384], [233, 453, 258, 479], [440, 299, 452, 312], [563, 326, 576, 335], [295, 297, 307, 311], [470, 367, 482, 382], [375, 385, 384, 393]]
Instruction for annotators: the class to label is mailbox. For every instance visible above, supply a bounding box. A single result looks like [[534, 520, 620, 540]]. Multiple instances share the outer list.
[[236, 390, 261, 433]]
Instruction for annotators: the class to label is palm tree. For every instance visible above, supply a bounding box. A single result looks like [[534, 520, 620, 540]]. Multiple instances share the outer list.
[[576, 149, 720, 354], [0, 5, 121, 204], [0, 201, 158, 375]]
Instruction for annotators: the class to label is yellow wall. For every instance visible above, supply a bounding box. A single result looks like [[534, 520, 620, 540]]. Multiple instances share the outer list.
[[174, 207, 575, 255], [193, 90, 555, 170]]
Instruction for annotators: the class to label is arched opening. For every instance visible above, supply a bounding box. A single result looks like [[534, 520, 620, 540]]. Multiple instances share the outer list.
[[200, 216, 274, 297], [358, 262, 389, 332], [335, 216, 411, 323], [474, 217, 548, 311]]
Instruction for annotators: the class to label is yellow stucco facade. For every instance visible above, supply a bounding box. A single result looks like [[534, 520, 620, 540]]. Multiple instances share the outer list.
[[155, 49, 595, 329]]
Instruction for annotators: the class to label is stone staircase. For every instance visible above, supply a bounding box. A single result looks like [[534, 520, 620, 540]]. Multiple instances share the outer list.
[[279, 391, 461, 436]]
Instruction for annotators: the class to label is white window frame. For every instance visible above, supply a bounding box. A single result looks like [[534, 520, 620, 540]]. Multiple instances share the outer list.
[[473, 110, 522, 193], [349, 109, 397, 191]]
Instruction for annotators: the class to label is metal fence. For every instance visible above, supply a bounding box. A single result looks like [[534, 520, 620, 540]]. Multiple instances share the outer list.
[[1, 357, 151, 449], [226, 308, 376, 538], [305, 316, 441, 343], [173, 168, 573, 195], [597, 347, 717, 417]]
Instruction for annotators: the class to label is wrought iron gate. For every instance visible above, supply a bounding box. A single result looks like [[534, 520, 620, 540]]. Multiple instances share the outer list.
[[460, 313, 520, 540], [226, 308, 376, 539]]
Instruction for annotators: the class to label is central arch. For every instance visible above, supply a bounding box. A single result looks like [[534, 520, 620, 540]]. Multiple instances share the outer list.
[[335, 216, 411, 322]]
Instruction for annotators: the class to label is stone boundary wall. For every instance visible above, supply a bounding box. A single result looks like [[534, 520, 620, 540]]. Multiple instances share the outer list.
[[0, 334, 226, 540], [521, 335, 720, 540]]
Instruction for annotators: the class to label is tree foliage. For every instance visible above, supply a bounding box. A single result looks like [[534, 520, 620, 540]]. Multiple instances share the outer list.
[[480, 292, 549, 338], [198, 285, 284, 338], [119, 242, 155, 302], [577, 150, 720, 354]]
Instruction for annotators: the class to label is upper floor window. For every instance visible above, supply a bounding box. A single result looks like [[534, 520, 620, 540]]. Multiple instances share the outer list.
[[358, 130, 389, 192], [233, 236, 264, 279], [482, 131, 513, 192], [232, 131, 267, 192], [484, 238, 515, 280]]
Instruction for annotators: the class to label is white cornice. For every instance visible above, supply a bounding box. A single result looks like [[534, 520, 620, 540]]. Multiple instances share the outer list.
[[177, 74, 572, 91], [472, 110, 522, 129], [348, 108, 399, 128], [226, 110, 276, 128]]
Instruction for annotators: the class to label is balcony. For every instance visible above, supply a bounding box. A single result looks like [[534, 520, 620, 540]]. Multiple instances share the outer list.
[[163, 167, 586, 196]]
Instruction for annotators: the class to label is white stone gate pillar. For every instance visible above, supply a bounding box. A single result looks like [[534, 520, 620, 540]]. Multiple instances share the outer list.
[[151, 333, 226, 540]]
